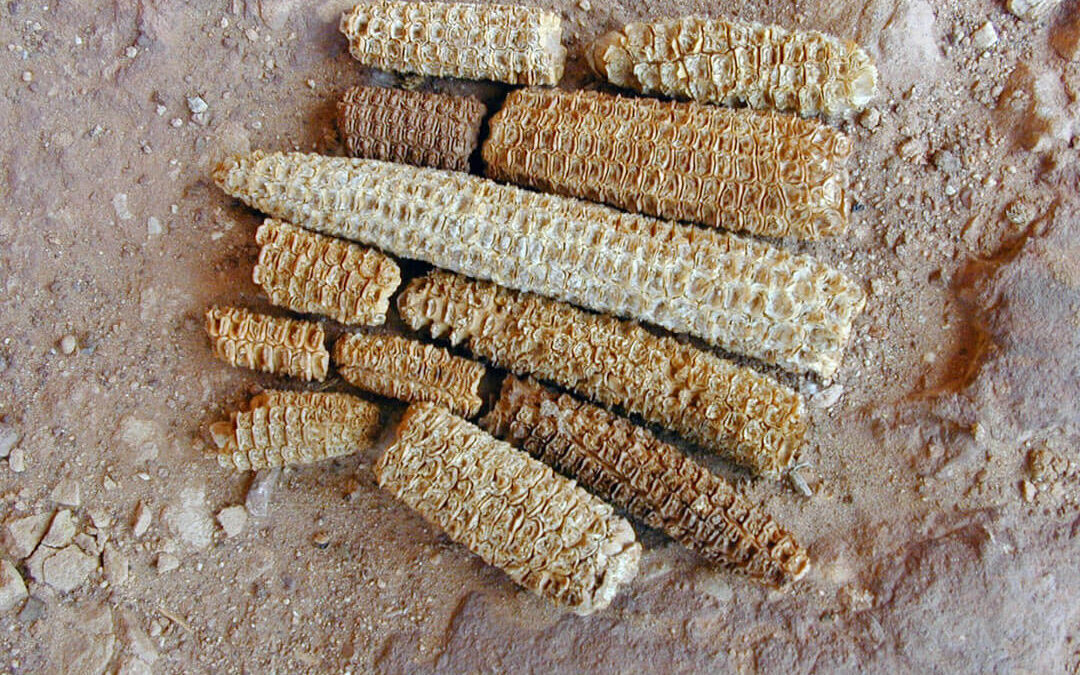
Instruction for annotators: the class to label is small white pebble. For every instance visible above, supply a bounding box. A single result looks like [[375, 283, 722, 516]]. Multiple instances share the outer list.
[[170, 117, 184, 128], [9, 447, 26, 473], [59, 334, 78, 355], [186, 95, 208, 114], [147, 217, 162, 236], [972, 22, 998, 51], [156, 553, 180, 574], [155, 104, 167, 116], [21, 71, 32, 82], [125, 45, 138, 58]]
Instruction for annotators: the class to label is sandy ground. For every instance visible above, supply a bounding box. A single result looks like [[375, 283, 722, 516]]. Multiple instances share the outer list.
[[0, 0, 1078, 672]]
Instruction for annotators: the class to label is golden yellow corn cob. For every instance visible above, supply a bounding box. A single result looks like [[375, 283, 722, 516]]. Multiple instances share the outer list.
[[587, 16, 878, 119], [483, 88, 851, 239], [205, 305, 329, 381], [376, 402, 640, 614], [209, 390, 381, 470], [398, 271, 804, 477], [483, 377, 810, 586], [338, 86, 486, 172], [253, 219, 400, 326], [213, 152, 865, 377], [333, 332, 485, 417], [340, 1, 566, 86]]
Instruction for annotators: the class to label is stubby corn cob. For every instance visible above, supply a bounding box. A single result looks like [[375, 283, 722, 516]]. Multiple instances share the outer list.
[[587, 16, 877, 119], [398, 271, 804, 477], [209, 390, 381, 470], [333, 332, 485, 417], [205, 305, 329, 381], [213, 151, 866, 377], [483, 88, 851, 240], [338, 86, 486, 172], [340, 1, 566, 86], [483, 377, 810, 586], [253, 219, 400, 326], [376, 402, 640, 614]]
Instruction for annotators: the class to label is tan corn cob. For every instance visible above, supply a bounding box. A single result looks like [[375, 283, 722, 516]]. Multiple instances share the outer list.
[[483, 88, 851, 240], [398, 271, 804, 477], [588, 16, 878, 119], [253, 219, 400, 326], [213, 152, 866, 377], [483, 377, 810, 586], [338, 86, 486, 172], [205, 305, 329, 381], [210, 390, 381, 470], [333, 332, 486, 417], [376, 402, 640, 614], [340, 1, 566, 86]]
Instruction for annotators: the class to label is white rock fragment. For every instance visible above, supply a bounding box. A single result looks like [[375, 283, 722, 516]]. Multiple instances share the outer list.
[[41, 509, 76, 548], [186, 95, 208, 114], [50, 478, 81, 507], [693, 570, 734, 603], [42, 544, 97, 592], [8, 446, 26, 472], [88, 506, 112, 530], [0, 424, 19, 459], [112, 192, 133, 220], [155, 104, 167, 116], [121, 609, 159, 665], [811, 384, 846, 409], [163, 485, 214, 549], [216, 505, 247, 538], [146, 216, 162, 236], [118, 658, 154, 675], [102, 544, 129, 586], [972, 22, 998, 51], [5, 512, 51, 559], [59, 334, 78, 355], [115, 416, 161, 464], [0, 559, 28, 611], [1021, 479, 1038, 502], [132, 501, 152, 538], [125, 45, 138, 58], [1007, 0, 1061, 21], [245, 468, 280, 518], [155, 553, 180, 574]]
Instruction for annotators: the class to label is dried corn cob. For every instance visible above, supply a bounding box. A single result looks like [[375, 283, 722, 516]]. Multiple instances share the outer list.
[[376, 402, 640, 614], [205, 305, 329, 381], [587, 16, 878, 119], [338, 86, 485, 173], [398, 271, 804, 476], [253, 219, 400, 326], [210, 390, 381, 470], [214, 152, 865, 376], [483, 377, 810, 586], [333, 332, 485, 417], [483, 88, 851, 239], [340, 1, 565, 86]]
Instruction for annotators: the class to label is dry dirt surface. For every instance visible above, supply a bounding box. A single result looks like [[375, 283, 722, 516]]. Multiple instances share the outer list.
[[1, 0, 1079, 673]]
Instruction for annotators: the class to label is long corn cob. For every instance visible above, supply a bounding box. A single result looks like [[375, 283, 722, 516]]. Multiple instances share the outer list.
[[253, 219, 400, 326], [483, 377, 810, 586], [340, 1, 566, 86], [333, 332, 486, 417], [209, 390, 381, 470], [483, 88, 851, 240], [587, 16, 878, 119], [398, 271, 804, 477], [213, 152, 865, 377], [205, 305, 329, 381], [376, 402, 640, 614], [338, 86, 486, 172]]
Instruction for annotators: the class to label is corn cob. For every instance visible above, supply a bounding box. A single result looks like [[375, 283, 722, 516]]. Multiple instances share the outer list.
[[205, 305, 329, 381], [587, 16, 878, 119], [209, 390, 381, 470], [338, 86, 486, 172], [213, 152, 865, 377], [340, 1, 566, 86], [253, 219, 400, 326], [483, 88, 851, 240], [483, 377, 810, 586], [376, 402, 640, 614], [333, 332, 486, 417], [398, 271, 804, 476]]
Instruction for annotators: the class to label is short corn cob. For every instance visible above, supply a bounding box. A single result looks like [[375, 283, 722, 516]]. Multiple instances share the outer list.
[[483, 377, 810, 586], [340, 1, 566, 86], [253, 219, 400, 326], [333, 332, 486, 417], [213, 152, 866, 377], [483, 88, 851, 239], [376, 402, 640, 614], [209, 390, 381, 470], [338, 86, 486, 172], [205, 305, 329, 381], [587, 16, 878, 119], [398, 271, 804, 477]]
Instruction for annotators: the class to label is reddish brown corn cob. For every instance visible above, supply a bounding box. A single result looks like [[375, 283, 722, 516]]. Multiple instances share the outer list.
[[483, 88, 851, 239], [340, 1, 566, 86], [337, 86, 486, 172], [376, 402, 640, 614], [205, 306, 329, 381], [483, 377, 810, 586], [333, 332, 485, 418], [209, 390, 381, 470], [588, 16, 877, 119], [253, 219, 400, 326], [398, 271, 805, 477]]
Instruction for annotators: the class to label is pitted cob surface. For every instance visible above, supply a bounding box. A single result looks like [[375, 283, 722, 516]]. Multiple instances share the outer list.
[[205, 305, 329, 381]]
